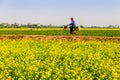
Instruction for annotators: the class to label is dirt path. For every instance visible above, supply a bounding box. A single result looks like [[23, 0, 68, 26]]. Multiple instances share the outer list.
[[0, 35, 120, 41]]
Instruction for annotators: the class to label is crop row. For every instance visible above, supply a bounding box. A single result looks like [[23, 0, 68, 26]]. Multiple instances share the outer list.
[[0, 29, 120, 37]]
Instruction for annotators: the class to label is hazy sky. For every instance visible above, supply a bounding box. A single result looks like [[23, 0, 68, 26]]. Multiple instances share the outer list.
[[0, 0, 120, 26]]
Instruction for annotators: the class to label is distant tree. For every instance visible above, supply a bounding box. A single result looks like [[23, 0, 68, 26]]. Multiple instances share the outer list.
[[80, 25, 84, 28]]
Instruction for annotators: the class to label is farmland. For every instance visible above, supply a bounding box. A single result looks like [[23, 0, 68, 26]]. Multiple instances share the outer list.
[[0, 28, 120, 37], [0, 28, 120, 80], [0, 40, 120, 80]]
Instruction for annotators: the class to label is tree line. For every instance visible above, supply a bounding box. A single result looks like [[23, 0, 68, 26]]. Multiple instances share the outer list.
[[0, 22, 120, 28]]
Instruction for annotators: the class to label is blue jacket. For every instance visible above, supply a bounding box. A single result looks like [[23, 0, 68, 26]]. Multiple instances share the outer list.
[[70, 20, 75, 28]]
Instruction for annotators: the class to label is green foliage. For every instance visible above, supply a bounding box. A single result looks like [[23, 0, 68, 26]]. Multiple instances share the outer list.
[[0, 28, 120, 37], [80, 30, 120, 37], [0, 40, 120, 79]]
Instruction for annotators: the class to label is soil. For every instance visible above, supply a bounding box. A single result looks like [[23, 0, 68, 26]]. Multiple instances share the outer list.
[[0, 35, 120, 42]]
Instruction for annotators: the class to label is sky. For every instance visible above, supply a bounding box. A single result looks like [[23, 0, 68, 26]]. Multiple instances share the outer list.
[[0, 0, 120, 26]]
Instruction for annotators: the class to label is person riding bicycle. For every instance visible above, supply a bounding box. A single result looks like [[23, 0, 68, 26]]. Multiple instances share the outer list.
[[69, 17, 76, 34]]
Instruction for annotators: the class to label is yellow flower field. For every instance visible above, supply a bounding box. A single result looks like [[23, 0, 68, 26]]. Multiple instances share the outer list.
[[0, 40, 120, 80]]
